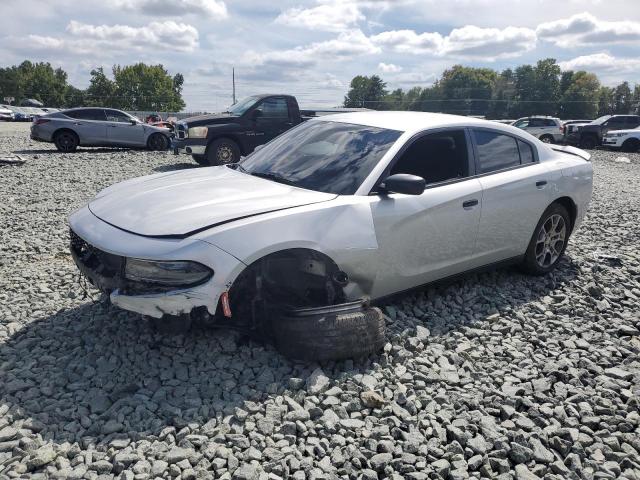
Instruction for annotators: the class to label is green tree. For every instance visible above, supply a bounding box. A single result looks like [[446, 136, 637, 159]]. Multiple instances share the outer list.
[[597, 86, 614, 116], [559, 71, 600, 119], [489, 69, 515, 119], [532, 58, 561, 116], [85, 67, 117, 106], [613, 81, 632, 114], [439, 65, 497, 116], [111, 63, 185, 111], [63, 85, 86, 108], [343, 75, 388, 109]]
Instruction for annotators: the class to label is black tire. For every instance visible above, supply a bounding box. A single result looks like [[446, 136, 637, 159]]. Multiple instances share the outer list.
[[521, 203, 571, 275], [53, 130, 79, 152], [206, 138, 240, 166], [147, 133, 169, 151], [539, 135, 554, 144], [621, 138, 640, 153], [192, 154, 208, 166], [579, 135, 598, 150], [273, 300, 386, 362]]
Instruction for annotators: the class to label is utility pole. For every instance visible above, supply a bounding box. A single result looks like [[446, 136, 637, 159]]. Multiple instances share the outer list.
[[232, 68, 236, 105]]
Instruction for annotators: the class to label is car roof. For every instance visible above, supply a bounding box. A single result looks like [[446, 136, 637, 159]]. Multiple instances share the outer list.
[[315, 111, 530, 137]]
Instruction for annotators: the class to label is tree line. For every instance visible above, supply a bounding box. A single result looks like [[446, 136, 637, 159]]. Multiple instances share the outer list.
[[0, 61, 185, 111], [344, 58, 640, 119]]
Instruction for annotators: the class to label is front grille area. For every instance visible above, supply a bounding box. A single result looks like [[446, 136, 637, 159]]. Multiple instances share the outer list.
[[70, 229, 124, 291]]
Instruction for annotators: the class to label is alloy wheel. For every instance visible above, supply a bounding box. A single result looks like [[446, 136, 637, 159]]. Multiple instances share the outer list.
[[58, 133, 75, 151], [217, 145, 234, 163], [535, 213, 566, 268]]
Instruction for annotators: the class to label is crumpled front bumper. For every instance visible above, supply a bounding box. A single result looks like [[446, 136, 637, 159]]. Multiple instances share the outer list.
[[69, 205, 246, 318]]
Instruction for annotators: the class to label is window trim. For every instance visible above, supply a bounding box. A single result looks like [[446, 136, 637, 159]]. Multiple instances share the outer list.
[[368, 127, 476, 195], [468, 126, 539, 178], [64, 108, 107, 122]]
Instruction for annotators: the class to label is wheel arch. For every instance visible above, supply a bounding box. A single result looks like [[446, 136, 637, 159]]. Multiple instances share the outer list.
[[622, 137, 640, 152], [550, 196, 578, 233], [52, 127, 80, 144]]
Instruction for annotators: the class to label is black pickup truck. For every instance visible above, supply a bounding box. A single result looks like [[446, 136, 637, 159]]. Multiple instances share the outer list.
[[566, 114, 640, 149], [174, 94, 307, 165], [174, 94, 363, 165]]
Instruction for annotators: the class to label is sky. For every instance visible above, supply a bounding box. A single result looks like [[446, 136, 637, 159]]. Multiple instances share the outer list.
[[1, 0, 639, 111]]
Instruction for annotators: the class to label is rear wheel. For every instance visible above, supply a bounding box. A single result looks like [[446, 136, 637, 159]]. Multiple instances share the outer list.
[[147, 133, 168, 151], [521, 203, 570, 275], [621, 138, 640, 153], [54, 130, 79, 152], [539, 134, 554, 144], [206, 138, 240, 166]]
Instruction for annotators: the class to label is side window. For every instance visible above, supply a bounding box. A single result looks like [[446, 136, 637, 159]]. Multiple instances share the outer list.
[[105, 110, 132, 123], [390, 130, 469, 185], [529, 118, 543, 127], [256, 98, 289, 119], [66, 109, 106, 121], [544, 119, 557, 127], [607, 117, 625, 127], [517, 139, 535, 163], [473, 130, 520, 174], [625, 116, 640, 128]]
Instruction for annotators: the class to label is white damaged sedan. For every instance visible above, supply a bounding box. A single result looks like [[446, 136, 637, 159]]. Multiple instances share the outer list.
[[69, 112, 593, 360]]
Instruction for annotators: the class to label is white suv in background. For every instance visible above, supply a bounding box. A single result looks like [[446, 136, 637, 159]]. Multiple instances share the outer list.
[[602, 128, 640, 152], [512, 116, 564, 143]]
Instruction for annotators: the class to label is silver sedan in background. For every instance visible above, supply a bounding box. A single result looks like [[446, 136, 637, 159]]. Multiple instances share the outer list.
[[31, 107, 171, 152]]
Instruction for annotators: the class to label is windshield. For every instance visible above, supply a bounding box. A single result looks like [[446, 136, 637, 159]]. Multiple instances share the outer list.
[[591, 115, 611, 125], [238, 120, 402, 195], [227, 96, 259, 115]]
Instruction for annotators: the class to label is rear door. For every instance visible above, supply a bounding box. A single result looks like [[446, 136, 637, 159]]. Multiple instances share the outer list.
[[105, 109, 146, 146], [64, 109, 108, 145], [369, 129, 484, 297], [472, 129, 552, 264]]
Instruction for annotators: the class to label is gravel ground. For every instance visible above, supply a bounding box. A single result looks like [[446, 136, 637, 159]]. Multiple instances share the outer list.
[[0, 121, 638, 480]]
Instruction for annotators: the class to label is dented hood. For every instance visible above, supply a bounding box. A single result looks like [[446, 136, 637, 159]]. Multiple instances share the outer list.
[[88, 166, 336, 237]]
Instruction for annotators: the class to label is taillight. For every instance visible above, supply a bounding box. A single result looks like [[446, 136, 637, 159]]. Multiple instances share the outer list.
[[34, 118, 50, 125]]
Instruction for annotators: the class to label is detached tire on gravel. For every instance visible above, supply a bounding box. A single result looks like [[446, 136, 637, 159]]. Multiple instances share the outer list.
[[273, 300, 386, 362]]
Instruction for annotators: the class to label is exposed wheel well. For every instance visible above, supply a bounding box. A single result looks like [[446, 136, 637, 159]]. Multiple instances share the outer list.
[[225, 248, 348, 327], [551, 196, 577, 233]]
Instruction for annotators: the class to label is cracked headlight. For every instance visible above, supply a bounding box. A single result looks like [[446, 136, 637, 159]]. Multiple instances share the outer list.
[[188, 126, 208, 138], [124, 259, 213, 286]]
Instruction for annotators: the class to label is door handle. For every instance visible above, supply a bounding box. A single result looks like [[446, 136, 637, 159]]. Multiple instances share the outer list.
[[536, 180, 547, 188], [463, 199, 479, 209]]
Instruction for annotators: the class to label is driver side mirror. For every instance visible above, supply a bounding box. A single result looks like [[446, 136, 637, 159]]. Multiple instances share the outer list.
[[130, 119, 137, 125], [251, 109, 262, 121], [380, 173, 425, 196]]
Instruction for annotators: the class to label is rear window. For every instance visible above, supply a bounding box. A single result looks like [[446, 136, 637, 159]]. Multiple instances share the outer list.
[[473, 130, 521, 174], [65, 109, 106, 121]]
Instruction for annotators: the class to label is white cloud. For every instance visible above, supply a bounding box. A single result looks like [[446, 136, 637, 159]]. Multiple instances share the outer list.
[[113, 0, 227, 18], [537, 12, 640, 47], [67, 20, 199, 52], [371, 25, 536, 60], [559, 53, 640, 75], [245, 30, 380, 68], [378, 62, 402, 73], [442, 25, 536, 59], [275, 0, 364, 32], [371, 30, 442, 54]]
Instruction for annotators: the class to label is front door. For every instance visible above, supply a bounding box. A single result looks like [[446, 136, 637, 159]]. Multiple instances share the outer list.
[[368, 129, 483, 298], [253, 97, 293, 143], [105, 109, 146, 146]]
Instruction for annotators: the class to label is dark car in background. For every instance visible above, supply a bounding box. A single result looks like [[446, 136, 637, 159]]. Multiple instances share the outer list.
[[567, 115, 640, 149], [30, 107, 172, 152]]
